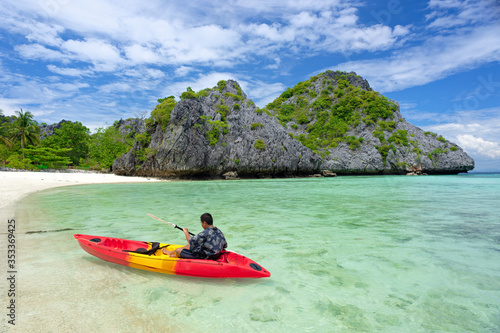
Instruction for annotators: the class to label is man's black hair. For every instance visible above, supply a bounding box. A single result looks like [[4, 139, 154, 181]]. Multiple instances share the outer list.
[[201, 213, 213, 225]]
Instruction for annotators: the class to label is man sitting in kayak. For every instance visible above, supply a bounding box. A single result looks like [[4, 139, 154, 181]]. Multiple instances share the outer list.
[[162, 213, 227, 260]]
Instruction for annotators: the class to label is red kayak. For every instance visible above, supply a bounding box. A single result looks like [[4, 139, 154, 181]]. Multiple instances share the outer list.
[[74, 234, 270, 278]]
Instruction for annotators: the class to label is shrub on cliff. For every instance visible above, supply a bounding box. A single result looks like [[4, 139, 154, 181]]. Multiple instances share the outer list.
[[147, 96, 177, 130], [254, 139, 266, 150]]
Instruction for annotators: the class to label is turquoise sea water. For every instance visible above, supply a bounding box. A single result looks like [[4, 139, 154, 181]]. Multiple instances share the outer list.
[[10, 174, 500, 332]]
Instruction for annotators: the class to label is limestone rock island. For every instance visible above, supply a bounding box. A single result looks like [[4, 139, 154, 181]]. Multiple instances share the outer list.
[[113, 71, 474, 178]]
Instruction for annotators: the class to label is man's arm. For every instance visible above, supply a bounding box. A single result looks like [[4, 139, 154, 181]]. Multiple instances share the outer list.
[[183, 228, 191, 243]]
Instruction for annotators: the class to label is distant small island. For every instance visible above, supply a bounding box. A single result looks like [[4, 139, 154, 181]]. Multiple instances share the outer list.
[[0, 71, 474, 178]]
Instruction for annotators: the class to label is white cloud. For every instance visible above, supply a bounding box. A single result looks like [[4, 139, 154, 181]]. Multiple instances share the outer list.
[[426, 0, 500, 29], [423, 107, 500, 160], [52, 82, 90, 92], [186, 25, 241, 49], [47, 65, 93, 76], [30, 109, 55, 117], [227, 0, 348, 17], [121, 67, 164, 79], [17, 38, 125, 71], [4, 0, 411, 73], [246, 22, 295, 43], [125, 44, 162, 64], [393, 25, 410, 36], [175, 66, 195, 77], [0, 98, 26, 116], [239, 8, 408, 55], [456, 134, 500, 158], [24, 21, 64, 46], [336, 24, 396, 51], [0, 71, 94, 113], [15, 43, 66, 62], [289, 11, 317, 27], [331, 0, 500, 92], [145, 68, 165, 79], [99, 82, 132, 94], [428, 0, 463, 8], [335, 24, 500, 92], [264, 57, 281, 70], [150, 24, 246, 67], [247, 81, 286, 107], [428, 123, 485, 139], [61, 39, 123, 67], [35, 0, 131, 36]]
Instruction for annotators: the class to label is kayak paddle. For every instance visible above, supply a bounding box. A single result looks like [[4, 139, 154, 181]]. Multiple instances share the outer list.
[[147, 213, 195, 236]]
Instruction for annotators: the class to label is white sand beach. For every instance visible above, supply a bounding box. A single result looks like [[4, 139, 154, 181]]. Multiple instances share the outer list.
[[0, 170, 163, 221]]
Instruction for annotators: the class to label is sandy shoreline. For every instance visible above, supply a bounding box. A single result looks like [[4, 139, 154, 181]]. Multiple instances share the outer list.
[[0, 170, 163, 221]]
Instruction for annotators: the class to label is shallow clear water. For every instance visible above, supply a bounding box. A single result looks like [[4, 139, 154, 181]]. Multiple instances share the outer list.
[[10, 175, 500, 331]]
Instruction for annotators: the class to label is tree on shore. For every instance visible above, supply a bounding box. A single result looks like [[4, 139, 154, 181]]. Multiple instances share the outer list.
[[41, 121, 90, 165], [24, 146, 73, 169], [0, 110, 10, 166], [83, 126, 134, 169], [0, 109, 13, 147], [8, 109, 39, 159], [0, 120, 11, 148]]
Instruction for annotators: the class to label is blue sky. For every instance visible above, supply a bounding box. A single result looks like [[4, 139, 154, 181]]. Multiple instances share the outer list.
[[0, 0, 499, 171]]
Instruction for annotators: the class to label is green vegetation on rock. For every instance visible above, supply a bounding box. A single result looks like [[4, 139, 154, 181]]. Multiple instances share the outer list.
[[254, 139, 266, 150], [134, 131, 151, 146], [180, 87, 211, 100], [147, 96, 177, 130], [200, 116, 229, 145], [216, 104, 230, 120], [375, 144, 396, 164], [251, 123, 265, 130], [388, 130, 409, 146], [264, 71, 398, 156], [224, 92, 242, 101], [217, 80, 226, 93]]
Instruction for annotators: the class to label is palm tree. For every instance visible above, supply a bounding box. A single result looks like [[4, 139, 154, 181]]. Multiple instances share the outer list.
[[0, 110, 12, 148], [9, 108, 40, 159], [0, 125, 10, 147]]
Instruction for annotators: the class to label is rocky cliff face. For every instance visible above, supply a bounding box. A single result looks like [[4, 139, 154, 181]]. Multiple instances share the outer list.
[[114, 118, 145, 137], [113, 71, 474, 178], [113, 81, 321, 178]]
